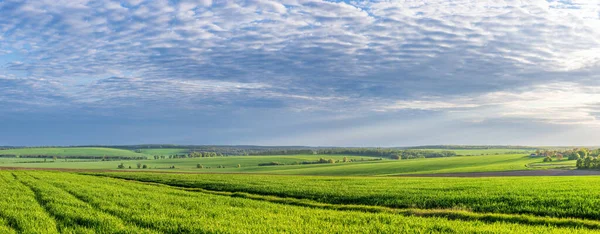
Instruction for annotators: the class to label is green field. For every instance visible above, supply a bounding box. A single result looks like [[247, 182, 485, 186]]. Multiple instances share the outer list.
[[97, 172, 600, 220], [1, 170, 599, 233], [136, 148, 190, 155], [0, 148, 597, 233], [0, 153, 546, 175], [419, 148, 533, 155], [0, 147, 148, 159]]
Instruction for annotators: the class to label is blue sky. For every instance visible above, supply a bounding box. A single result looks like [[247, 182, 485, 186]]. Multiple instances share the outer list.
[[1, 0, 600, 146]]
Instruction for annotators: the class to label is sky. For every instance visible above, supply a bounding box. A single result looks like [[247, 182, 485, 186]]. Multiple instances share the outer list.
[[1, 0, 600, 146]]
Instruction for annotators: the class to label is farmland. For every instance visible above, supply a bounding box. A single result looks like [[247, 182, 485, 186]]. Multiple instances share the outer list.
[[96, 172, 600, 220], [0, 147, 150, 159], [1, 170, 600, 233], [1, 146, 598, 233], [0, 152, 561, 176], [0, 146, 598, 233]]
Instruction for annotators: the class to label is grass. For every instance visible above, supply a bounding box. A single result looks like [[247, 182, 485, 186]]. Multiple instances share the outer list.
[[0, 147, 148, 158], [136, 148, 190, 155], [418, 148, 533, 156], [0, 153, 553, 176], [98, 172, 600, 221], [529, 159, 577, 169], [0, 154, 377, 172], [2, 170, 598, 233], [236, 153, 541, 176]]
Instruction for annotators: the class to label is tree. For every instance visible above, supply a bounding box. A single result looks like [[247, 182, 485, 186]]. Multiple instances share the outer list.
[[142, 164, 148, 169], [576, 158, 584, 168], [237, 164, 241, 168], [556, 154, 563, 161], [137, 163, 142, 169], [593, 158, 600, 169], [543, 156, 552, 162], [117, 163, 125, 169], [578, 148, 590, 158], [568, 152, 581, 160], [328, 159, 335, 164], [343, 157, 349, 162], [197, 164, 203, 169], [584, 156, 593, 169]]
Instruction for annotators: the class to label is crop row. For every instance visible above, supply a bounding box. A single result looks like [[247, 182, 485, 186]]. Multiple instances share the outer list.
[[96, 172, 600, 220], [1, 171, 597, 233]]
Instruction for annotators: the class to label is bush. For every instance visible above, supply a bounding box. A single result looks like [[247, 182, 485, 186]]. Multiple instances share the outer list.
[[556, 154, 563, 160], [117, 163, 125, 169], [568, 152, 581, 160], [258, 162, 285, 166], [196, 164, 204, 169], [237, 164, 241, 168], [142, 164, 148, 169], [576, 158, 583, 168]]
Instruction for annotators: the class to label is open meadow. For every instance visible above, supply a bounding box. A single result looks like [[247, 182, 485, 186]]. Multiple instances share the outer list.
[[0, 152, 567, 175], [0, 147, 597, 233], [0, 147, 150, 159], [1, 170, 600, 233]]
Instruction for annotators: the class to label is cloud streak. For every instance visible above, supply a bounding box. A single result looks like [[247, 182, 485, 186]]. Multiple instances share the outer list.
[[1, 0, 600, 145]]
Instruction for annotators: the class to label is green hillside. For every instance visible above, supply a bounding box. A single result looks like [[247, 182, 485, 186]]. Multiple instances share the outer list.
[[0, 147, 148, 159], [0, 153, 550, 176]]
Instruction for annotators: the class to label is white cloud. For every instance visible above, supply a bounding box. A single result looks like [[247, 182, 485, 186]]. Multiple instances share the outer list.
[[384, 82, 600, 125], [1, 0, 600, 123]]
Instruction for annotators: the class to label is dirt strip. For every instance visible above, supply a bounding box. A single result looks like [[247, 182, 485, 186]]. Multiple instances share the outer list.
[[395, 169, 600, 177]]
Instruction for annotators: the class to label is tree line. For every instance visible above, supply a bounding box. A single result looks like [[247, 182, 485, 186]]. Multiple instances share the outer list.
[[534, 148, 600, 168]]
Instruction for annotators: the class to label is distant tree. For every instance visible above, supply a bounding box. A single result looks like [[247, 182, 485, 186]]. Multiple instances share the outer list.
[[391, 155, 401, 160], [576, 158, 584, 168], [592, 158, 600, 169], [584, 156, 593, 169], [578, 148, 590, 158], [118, 163, 125, 169], [343, 157, 349, 162], [556, 154, 563, 161], [543, 156, 552, 162], [197, 164, 203, 169], [142, 164, 148, 169], [568, 152, 581, 160], [137, 163, 142, 169], [237, 164, 241, 168], [328, 159, 335, 164]]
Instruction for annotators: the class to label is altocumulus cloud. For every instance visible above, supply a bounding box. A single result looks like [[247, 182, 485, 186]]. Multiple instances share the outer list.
[[0, 0, 599, 146]]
